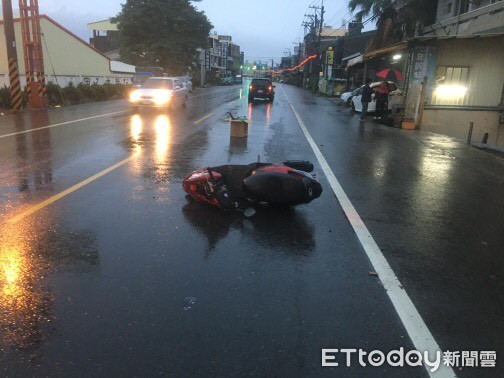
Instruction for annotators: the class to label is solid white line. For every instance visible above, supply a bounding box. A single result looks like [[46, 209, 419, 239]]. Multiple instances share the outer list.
[[281, 87, 456, 378], [0, 110, 127, 139]]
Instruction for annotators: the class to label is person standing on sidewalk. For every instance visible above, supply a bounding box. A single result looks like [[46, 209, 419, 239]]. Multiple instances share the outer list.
[[360, 78, 374, 121], [375, 81, 390, 119]]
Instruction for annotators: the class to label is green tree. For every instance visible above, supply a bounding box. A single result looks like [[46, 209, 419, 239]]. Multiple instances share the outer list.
[[113, 0, 212, 75]]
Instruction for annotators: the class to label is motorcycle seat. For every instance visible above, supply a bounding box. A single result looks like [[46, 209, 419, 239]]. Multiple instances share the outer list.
[[243, 171, 311, 205]]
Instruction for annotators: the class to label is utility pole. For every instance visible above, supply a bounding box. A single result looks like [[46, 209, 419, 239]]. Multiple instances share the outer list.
[[309, 0, 324, 91], [19, 0, 48, 108], [315, 1, 325, 90], [2, 0, 23, 111]]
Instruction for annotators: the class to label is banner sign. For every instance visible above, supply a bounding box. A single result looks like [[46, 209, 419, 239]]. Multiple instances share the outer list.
[[205, 51, 211, 71], [221, 43, 228, 69], [326, 50, 334, 66]]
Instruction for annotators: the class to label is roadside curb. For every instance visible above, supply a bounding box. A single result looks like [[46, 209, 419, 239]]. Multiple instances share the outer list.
[[472, 142, 504, 157]]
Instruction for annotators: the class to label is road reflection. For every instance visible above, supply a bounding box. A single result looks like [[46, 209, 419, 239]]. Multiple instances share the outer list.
[[0, 216, 99, 355], [128, 114, 144, 176], [247, 103, 253, 122], [0, 220, 51, 351], [228, 136, 248, 158], [154, 114, 172, 166], [10, 114, 54, 195], [127, 112, 179, 185], [182, 201, 315, 258], [266, 103, 271, 124], [130, 114, 143, 144]]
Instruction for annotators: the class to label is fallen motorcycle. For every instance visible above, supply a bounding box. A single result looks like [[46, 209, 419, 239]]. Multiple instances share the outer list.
[[182, 160, 322, 213]]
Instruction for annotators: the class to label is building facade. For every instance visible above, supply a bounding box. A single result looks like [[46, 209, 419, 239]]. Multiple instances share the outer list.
[[88, 19, 121, 60], [197, 33, 243, 85], [342, 0, 504, 146], [403, 1, 504, 146], [404, 34, 504, 146], [0, 15, 134, 89]]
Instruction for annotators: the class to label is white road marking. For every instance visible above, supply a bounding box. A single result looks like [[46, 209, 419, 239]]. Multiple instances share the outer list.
[[281, 86, 456, 378], [0, 110, 127, 139]]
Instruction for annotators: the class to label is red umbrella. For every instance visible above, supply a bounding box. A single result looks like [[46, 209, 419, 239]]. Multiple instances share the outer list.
[[376, 68, 404, 81]]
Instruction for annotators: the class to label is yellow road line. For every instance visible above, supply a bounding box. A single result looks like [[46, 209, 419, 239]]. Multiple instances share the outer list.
[[0, 110, 128, 139], [7, 155, 136, 224], [193, 113, 214, 124]]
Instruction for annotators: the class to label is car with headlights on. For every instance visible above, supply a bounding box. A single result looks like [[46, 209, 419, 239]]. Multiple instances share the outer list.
[[248, 78, 275, 102], [129, 77, 188, 111]]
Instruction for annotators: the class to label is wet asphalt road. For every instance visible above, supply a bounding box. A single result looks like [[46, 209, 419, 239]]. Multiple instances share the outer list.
[[0, 82, 503, 377]]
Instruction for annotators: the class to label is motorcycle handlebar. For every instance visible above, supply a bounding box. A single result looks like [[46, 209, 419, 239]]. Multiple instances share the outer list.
[[207, 167, 216, 182]]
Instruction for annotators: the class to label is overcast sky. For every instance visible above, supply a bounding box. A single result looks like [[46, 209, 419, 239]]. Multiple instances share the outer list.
[[10, 0, 356, 63]]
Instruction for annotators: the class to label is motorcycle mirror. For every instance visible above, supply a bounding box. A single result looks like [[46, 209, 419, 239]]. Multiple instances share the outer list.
[[244, 207, 256, 218]]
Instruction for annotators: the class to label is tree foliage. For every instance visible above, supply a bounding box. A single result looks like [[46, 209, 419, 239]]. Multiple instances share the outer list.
[[113, 0, 213, 75], [348, 0, 438, 26]]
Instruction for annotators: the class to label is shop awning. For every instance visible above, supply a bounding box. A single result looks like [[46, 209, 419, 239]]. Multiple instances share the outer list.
[[364, 43, 407, 60], [346, 54, 363, 67]]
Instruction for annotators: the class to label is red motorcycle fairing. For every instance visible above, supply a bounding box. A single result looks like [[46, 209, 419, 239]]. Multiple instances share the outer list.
[[182, 168, 224, 208]]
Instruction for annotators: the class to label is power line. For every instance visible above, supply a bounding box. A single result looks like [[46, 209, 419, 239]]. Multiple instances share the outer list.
[[296, 0, 322, 40], [324, 5, 354, 29]]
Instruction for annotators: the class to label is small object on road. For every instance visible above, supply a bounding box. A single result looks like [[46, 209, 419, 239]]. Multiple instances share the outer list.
[[243, 207, 256, 218], [229, 112, 249, 138], [368, 271, 379, 277], [183, 296, 196, 311]]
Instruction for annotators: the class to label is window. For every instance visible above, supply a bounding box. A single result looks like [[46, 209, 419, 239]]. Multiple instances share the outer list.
[[251, 79, 271, 85], [436, 66, 469, 86], [434, 66, 470, 100]]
